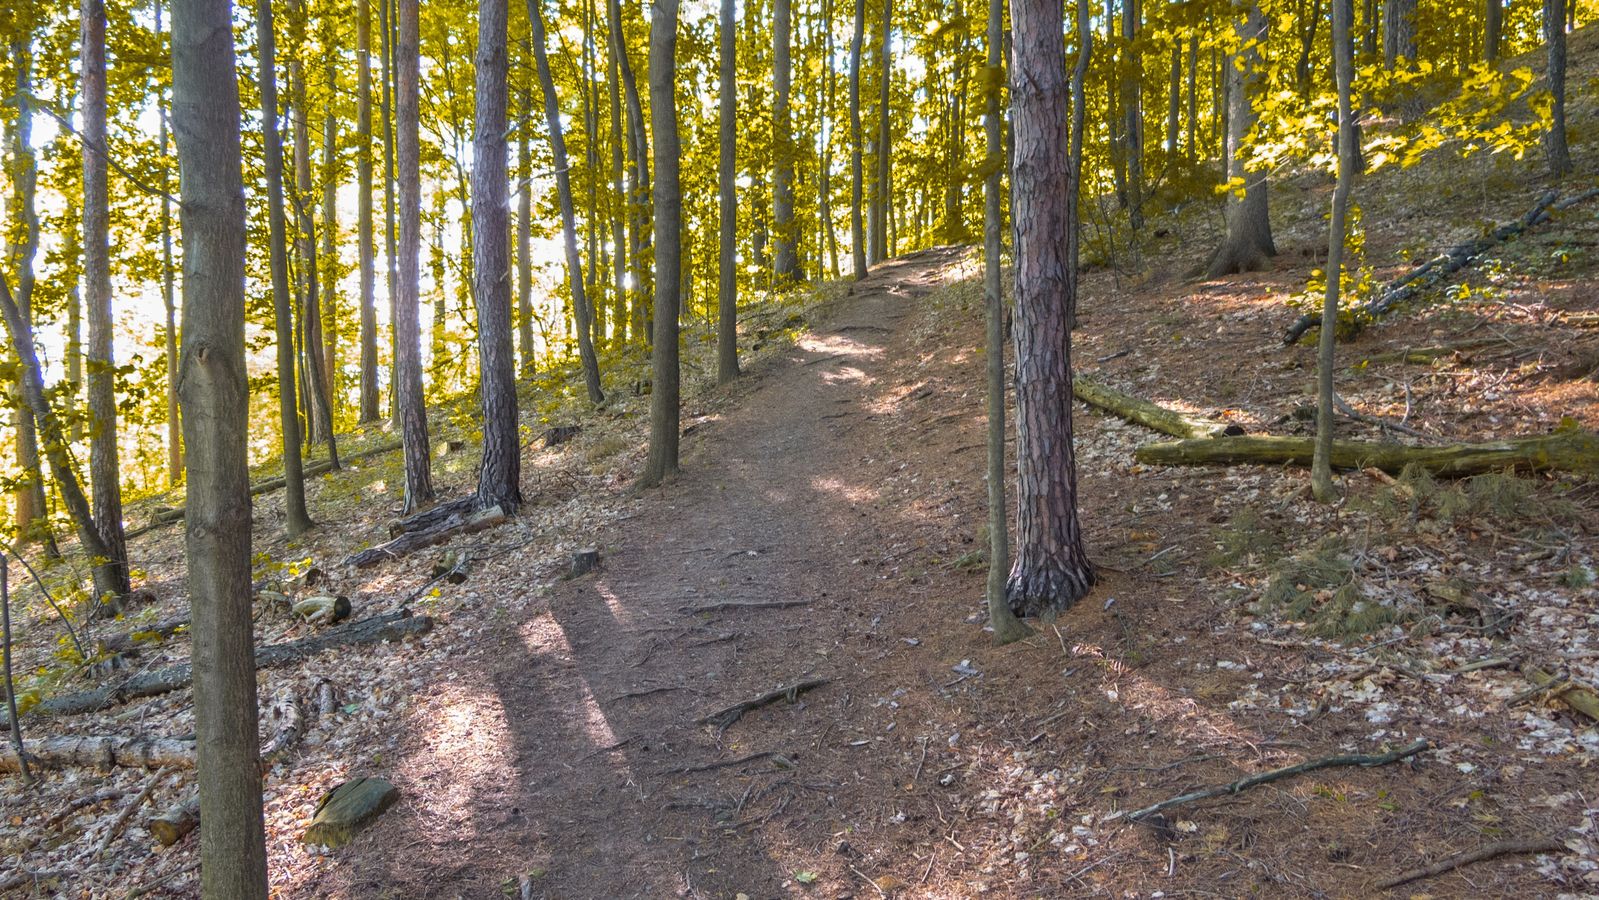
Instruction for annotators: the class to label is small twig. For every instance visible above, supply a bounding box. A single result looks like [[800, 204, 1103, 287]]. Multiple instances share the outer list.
[[1106, 739, 1430, 823], [1378, 837, 1565, 889], [608, 685, 695, 702], [698, 679, 829, 732], [679, 599, 813, 614], [848, 863, 888, 898], [97, 767, 165, 857], [124, 860, 199, 899], [914, 736, 929, 782], [668, 750, 778, 775]]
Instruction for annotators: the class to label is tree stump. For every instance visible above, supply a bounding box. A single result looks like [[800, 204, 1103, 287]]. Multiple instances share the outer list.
[[570, 548, 600, 579], [301, 776, 400, 848]]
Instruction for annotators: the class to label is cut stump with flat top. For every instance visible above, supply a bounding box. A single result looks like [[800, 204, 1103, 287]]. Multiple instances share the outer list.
[[301, 776, 400, 848], [570, 548, 600, 578]]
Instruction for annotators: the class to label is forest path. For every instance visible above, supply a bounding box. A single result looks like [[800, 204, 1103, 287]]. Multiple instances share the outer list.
[[335, 246, 974, 898]]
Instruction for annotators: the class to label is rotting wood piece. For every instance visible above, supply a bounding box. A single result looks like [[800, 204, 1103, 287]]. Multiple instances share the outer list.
[[351, 503, 506, 568], [1073, 375, 1245, 440], [301, 776, 400, 848], [699, 678, 829, 732], [7, 610, 430, 723], [1522, 663, 1599, 721], [1134, 427, 1599, 477], [148, 792, 198, 847], [0, 735, 196, 773], [541, 425, 581, 447]]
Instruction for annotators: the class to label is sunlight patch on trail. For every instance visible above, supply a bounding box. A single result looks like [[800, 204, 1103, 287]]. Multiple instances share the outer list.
[[409, 684, 517, 844], [520, 613, 623, 753]]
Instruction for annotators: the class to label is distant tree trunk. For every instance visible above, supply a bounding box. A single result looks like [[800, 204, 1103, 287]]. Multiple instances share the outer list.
[[1166, 42, 1180, 156], [1485, 0, 1502, 62], [257, 0, 314, 537], [1363, 0, 1378, 57], [517, 95, 538, 373], [985, 0, 1031, 645], [848, 0, 867, 279], [641, 0, 682, 488], [1205, 2, 1275, 278], [155, 3, 182, 487], [1069, 0, 1091, 307], [871, 0, 891, 263], [171, 0, 270, 890], [1382, 0, 1415, 67], [1313, 0, 1356, 503], [1122, 0, 1144, 230], [474, 0, 522, 512], [290, 6, 337, 465], [718, 0, 740, 384], [1185, 34, 1197, 160], [395, 0, 433, 512], [357, 0, 380, 423], [1296, 0, 1324, 97], [821, 0, 842, 280], [530, 0, 605, 404], [66, 212, 84, 447], [1545, 0, 1571, 175], [6, 36, 54, 553], [772, 0, 798, 282], [82, 0, 131, 599], [609, 0, 651, 342], [380, 0, 399, 424], [1006, 0, 1095, 618], [605, 42, 628, 346]]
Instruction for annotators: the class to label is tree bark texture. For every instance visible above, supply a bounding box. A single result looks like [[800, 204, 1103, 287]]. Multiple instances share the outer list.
[[395, 0, 434, 512], [848, 0, 867, 279], [717, 0, 740, 384], [642, 0, 682, 487], [1206, 2, 1275, 278]]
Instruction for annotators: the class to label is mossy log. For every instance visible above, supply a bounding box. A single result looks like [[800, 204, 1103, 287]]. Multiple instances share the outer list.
[[1133, 428, 1599, 477], [7, 610, 430, 723], [1073, 375, 1245, 439], [301, 776, 400, 848], [0, 735, 196, 773], [1349, 339, 1499, 367], [1523, 663, 1599, 722]]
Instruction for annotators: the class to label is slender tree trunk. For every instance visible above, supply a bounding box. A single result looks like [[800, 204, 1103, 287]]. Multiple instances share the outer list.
[[517, 94, 538, 373], [258, 0, 314, 536], [820, 0, 841, 280], [1205, 2, 1274, 278], [871, 0, 891, 263], [718, 0, 740, 384], [380, 0, 400, 424], [1006, 0, 1095, 617], [170, 0, 269, 890], [82, 0, 131, 599], [395, 0, 433, 511], [985, 0, 1031, 645], [1485, 0, 1502, 61], [1185, 34, 1197, 160], [848, 0, 867, 279], [1545, 0, 1571, 175], [1166, 41, 1180, 156], [1313, 0, 1357, 502], [475, 0, 522, 511], [321, 100, 339, 420], [605, 38, 628, 345], [1069, 0, 1091, 310], [530, 0, 605, 404], [155, 4, 183, 487], [773, 0, 798, 281], [609, 0, 651, 341], [357, 0, 380, 423], [642, 0, 682, 487], [1122, 0, 1143, 230]]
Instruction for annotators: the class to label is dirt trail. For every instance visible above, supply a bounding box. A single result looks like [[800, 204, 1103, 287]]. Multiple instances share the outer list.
[[324, 247, 974, 898]]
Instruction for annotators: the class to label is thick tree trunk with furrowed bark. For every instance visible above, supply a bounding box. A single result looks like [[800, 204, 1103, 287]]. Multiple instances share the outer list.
[[717, 0, 739, 383], [395, 0, 434, 512]]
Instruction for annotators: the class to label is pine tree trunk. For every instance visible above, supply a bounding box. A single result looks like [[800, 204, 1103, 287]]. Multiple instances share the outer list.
[[871, 0, 891, 262], [170, 0, 269, 890], [395, 0, 434, 512], [1545, 0, 1571, 175], [82, 0, 131, 599], [258, 0, 314, 537], [717, 0, 740, 384], [772, 0, 798, 282], [848, 0, 867, 279], [475, 0, 522, 512], [380, 0, 400, 425], [517, 94, 538, 372], [642, 0, 682, 487], [1313, 0, 1357, 502], [357, 0, 380, 423], [1006, 0, 1095, 618], [530, 0, 605, 404], [1122, 0, 1144, 230], [1205, 2, 1275, 278]]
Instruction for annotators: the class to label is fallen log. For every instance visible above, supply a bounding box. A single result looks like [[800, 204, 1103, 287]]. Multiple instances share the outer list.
[[349, 503, 506, 568], [1133, 427, 1599, 478], [0, 735, 195, 773], [1106, 738, 1429, 823], [147, 794, 198, 847], [699, 678, 829, 732], [1284, 188, 1599, 344], [1073, 376, 1246, 439], [1349, 339, 1499, 367], [9, 610, 430, 723], [1522, 663, 1599, 722], [97, 615, 190, 654]]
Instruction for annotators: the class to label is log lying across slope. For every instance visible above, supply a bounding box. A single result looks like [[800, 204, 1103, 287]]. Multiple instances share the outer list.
[[1282, 187, 1599, 345], [1134, 427, 1599, 477], [1073, 375, 1246, 439], [6, 610, 431, 724], [0, 735, 196, 773]]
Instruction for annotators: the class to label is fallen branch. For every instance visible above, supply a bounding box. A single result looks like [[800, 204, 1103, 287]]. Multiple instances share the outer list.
[[699, 679, 829, 732], [1106, 738, 1429, 823], [1134, 427, 1599, 478], [1073, 375, 1245, 440], [1522, 663, 1599, 722], [1378, 837, 1565, 889], [97, 767, 165, 857], [1284, 189, 1599, 344], [8, 610, 429, 723], [679, 599, 814, 614], [347, 504, 507, 568], [0, 735, 194, 773], [1349, 339, 1499, 367], [667, 750, 780, 775]]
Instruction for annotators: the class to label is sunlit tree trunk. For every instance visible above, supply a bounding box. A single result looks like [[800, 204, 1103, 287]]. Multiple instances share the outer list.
[[1313, 0, 1357, 503], [1122, 0, 1143, 230], [1006, 0, 1095, 617], [517, 91, 538, 373], [870, 0, 891, 262], [320, 98, 339, 423], [155, 2, 183, 487], [171, 0, 269, 889], [258, 0, 314, 537], [396, 0, 434, 511], [772, 0, 799, 282], [530, 0, 605, 404], [605, 41, 628, 345], [820, 0, 842, 280], [357, 0, 380, 423], [1205, 1, 1274, 278], [380, 0, 400, 424], [848, 0, 867, 279], [609, 0, 651, 342], [642, 0, 682, 487], [718, 0, 740, 384], [1545, 0, 1571, 175], [82, 0, 131, 599]]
